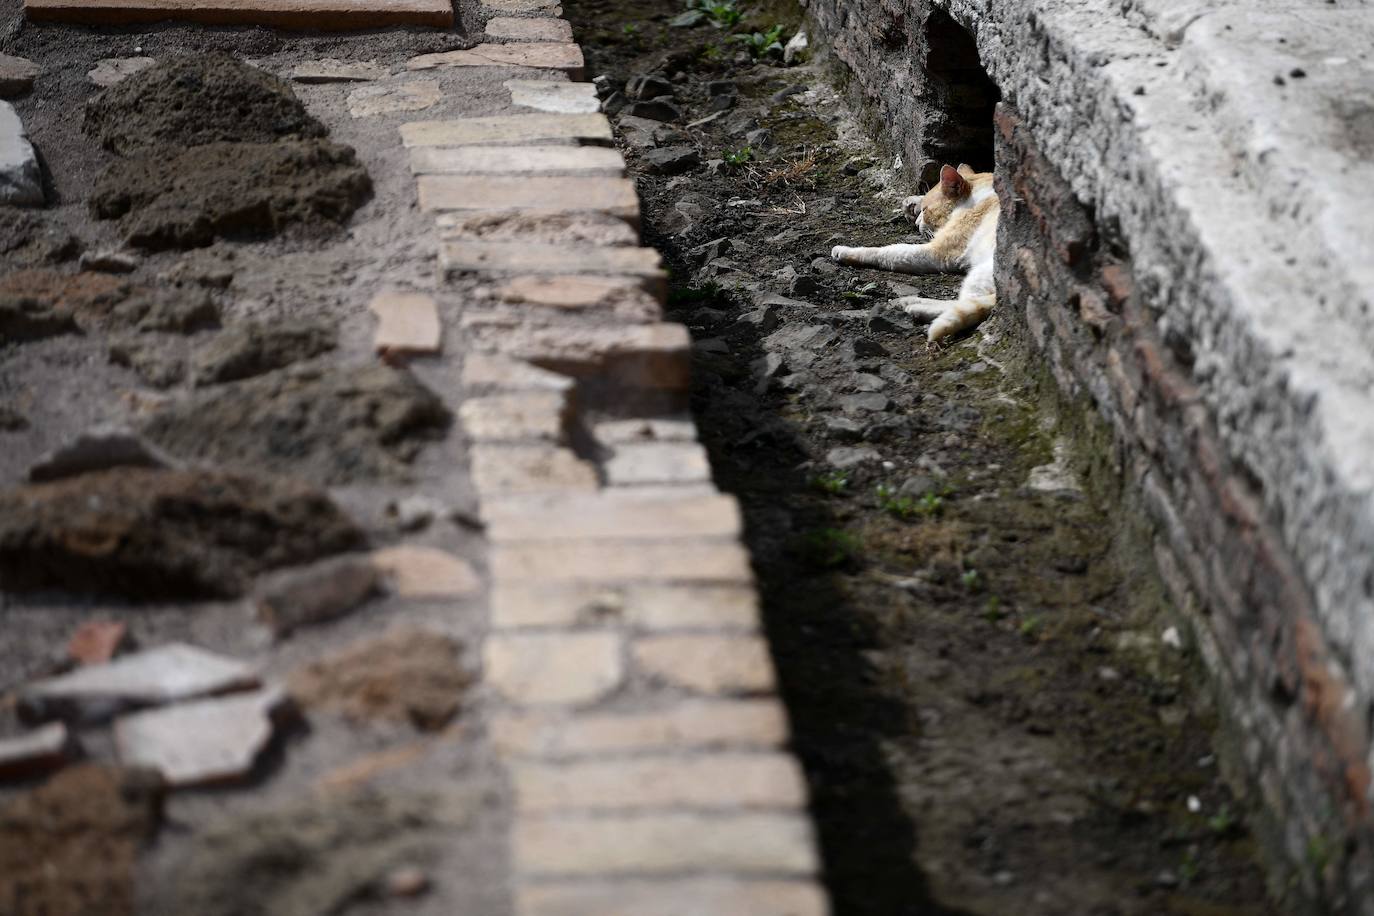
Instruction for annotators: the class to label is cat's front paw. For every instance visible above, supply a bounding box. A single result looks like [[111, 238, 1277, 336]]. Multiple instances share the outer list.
[[830, 245, 851, 264]]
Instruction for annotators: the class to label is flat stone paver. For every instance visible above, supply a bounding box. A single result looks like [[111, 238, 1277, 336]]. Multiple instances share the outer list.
[[410, 145, 625, 176], [24, 0, 454, 29], [632, 635, 777, 694], [482, 0, 562, 11], [485, 631, 625, 705], [347, 79, 441, 117], [505, 77, 597, 112], [511, 753, 808, 811], [368, 290, 442, 356], [400, 112, 612, 146], [604, 441, 712, 486], [488, 17, 574, 41], [459, 392, 572, 443], [490, 541, 754, 585], [370, 546, 481, 597], [407, 43, 584, 78], [483, 492, 741, 543], [490, 699, 789, 757], [515, 879, 829, 916], [440, 241, 662, 279], [470, 444, 600, 494], [491, 582, 759, 629], [417, 175, 639, 222]]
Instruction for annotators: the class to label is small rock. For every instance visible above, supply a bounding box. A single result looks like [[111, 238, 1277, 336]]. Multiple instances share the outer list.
[[897, 475, 937, 499], [0, 54, 40, 98], [1155, 870, 1179, 889], [641, 145, 700, 175], [839, 392, 893, 413], [114, 687, 292, 787], [736, 306, 781, 334], [868, 312, 912, 334], [78, 248, 141, 273], [879, 362, 915, 385], [770, 84, 805, 105], [67, 619, 131, 666], [753, 291, 815, 310], [191, 319, 337, 385], [691, 236, 734, 263], [109, 337, 187, 388], [707, 80, 737, 96], [811, 256, 840, 275], [0, 723, 73, 781], [28, 424, 179, 482], [601, 90, 626, 115], [708, 92, 736, 112], [371, 545, 480, 598], [789, 274, 821, 297], [289, 627, 471, 731], [824, 416, 864, 440], [591, 74, 615, 99], [842, 155, 875, 175], [764, 322, 833, 352], [851, 372, 887, 392], [625, 74, 673, 100], [783, 29, 810, 64], [744, 128, 775, 150], [20, 643, 259, 725], [752, 352, 787, 379], [1, 101, 44, 207], [389, 495, 440, 532], [850, 337, 889, 358], [625, 98, 684, 123], [87, 57, 156, 88], [669, 8, 706, 27], [722, 113, 759, 138], [827, 446, 881, 469], [253, 555, 381, 638], [0, 405, 29, 431], [291, 59, 384, 83]]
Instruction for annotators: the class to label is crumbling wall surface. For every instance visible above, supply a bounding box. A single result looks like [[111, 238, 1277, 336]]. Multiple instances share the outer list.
[[803, 0, 1374, 909]]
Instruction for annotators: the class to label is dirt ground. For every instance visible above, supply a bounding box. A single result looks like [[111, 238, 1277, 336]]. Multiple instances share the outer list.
[[564, 0, 1291, 912]]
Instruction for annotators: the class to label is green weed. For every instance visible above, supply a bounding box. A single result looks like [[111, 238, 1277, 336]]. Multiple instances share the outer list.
[[798, 528, 862, 569], [812, 471, 850, 496], [733, 24, 787, 57]]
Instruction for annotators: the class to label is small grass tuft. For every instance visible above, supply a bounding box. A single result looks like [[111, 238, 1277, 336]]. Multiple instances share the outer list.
[[813, 470, 850, 496]]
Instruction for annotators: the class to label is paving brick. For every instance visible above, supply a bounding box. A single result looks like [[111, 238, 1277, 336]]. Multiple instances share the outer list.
[[506, 77, 597, 112], [512, 752, 807, 812], [438, 210, 638, 247], [407, 43, 584, 79], [633, 635, 777, 694], [490, 582, 759, 629], [483, 0, 561, 11], [400, 113, 612, 146], [347, 79, 441, 118], [25, 0, 453, 29], [594, 417, 697, 444], [488, 17, 574, 41], [418, 176, 639, 225], [459, 392, 571, 443], [485, 631, 624, 705], [491, 541, 753, 585], [515, 879, 830, 916], [496, 274, 651, 310], [441, 241, 663, 284], [369, 290, 441, 357], [459, 322, 688, 391], [605, 442, 711, 486], [513, 812, 819, 876], [470, 444, 599, 495], [461, 353, 576, 392], [484, 492, 741, 543], [371, 546, 481, 597], [490, 698, 788, 756], [410, 145, 625, 176]]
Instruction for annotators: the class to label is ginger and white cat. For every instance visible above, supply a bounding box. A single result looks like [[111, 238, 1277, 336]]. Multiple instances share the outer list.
[[831, 163, 998, 344]]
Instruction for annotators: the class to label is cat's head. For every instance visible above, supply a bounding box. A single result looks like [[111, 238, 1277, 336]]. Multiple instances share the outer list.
[[905, 164, 979, 232]]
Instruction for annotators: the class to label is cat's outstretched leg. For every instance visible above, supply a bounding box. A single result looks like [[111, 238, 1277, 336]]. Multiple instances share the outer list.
[[890, 295, 947, 320], [927, 294, 994, 344], [830, 243, 947, 274]]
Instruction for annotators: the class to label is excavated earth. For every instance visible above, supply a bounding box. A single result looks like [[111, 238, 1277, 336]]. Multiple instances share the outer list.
[[567, 0, 1291, 912]]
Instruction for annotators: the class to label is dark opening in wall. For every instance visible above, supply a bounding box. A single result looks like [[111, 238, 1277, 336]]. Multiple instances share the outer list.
[[921, 8, 1000, 176]]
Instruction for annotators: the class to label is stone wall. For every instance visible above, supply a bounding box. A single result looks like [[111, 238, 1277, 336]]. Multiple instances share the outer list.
[[801, 0, 1374, 910]]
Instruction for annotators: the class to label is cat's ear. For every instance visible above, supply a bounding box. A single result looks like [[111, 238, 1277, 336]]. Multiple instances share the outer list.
[[956, 163, 976, 179], [940, 164, 971, 197]]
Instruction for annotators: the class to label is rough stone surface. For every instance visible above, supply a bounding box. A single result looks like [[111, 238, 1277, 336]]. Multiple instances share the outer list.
[[417, 175, 639, 223], [114, 687, 291, 786], [346, 79, 442, 118], [142, 364, 449, 484], [369, 291, 442, 356], [407, 43, 584, 78], [27, 0, 454, 28], [470, 444, 599, 495], [633, 635, 776, 694], [253, 554, 381, 636], [289, 628, 471, 730], [83, 53, 324, 156], [459, 391, 571, 443], [20, 643, 258, 723], [0, 101, 43, 207], [515, 879, 829, 916], [0, 722, 71, 780], [490, 699, 789, 757], [0, 208, 80, 268], [91, 140, 372, 250], [0, 764, 164, 916], [0, 54, 39, 98], [0, 271, 223, 335], [291, 59, 385, 83], [438, 210, 638, 247], [605, 441, 711, 486], [485, 632, 624, 705], [488, 17, 574, 41], [0, 467, 363, 598], [28, 424, 178, 482], [371, 545, 481, 597], [491, 541, 752, 586], [441, 240, 662, 281], [484, 492, 741, 543], [87, 57, 156, 88], [190, 319, 337, 385], [511, 753, 808, 811], [490, 582, 757, 629], [410, 144, 625, 176], [400, 113, 612, 146], [504, 76, 596, 112]]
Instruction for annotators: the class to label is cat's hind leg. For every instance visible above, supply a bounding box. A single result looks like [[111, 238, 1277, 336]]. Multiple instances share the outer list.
[[830, 242, 945, 274], [890, 295, 948, 320]]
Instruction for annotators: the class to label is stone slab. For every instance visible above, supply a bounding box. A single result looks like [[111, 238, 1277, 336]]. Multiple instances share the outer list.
[[0, 54, 39, 98], [459, 392, 572, 443], [505, 77, 597, 113], [484, 492, 741, 543], [20, 643, 258, 723], [400, 113, 612, 146], [371, 546, 481, 597], [408, 43, 584, 79], [438, 210, 639, 247], [0, 723, 72, 780], [513, 812, 820, 876], [411, 144, 625, 177], [490, 541, 753, 585], [491, 582, 759, 629], [605, 442, 712, 487], [470, 445, 600, 495], [25, 0, 454, 28], [87, 56, 156, 87], [594, 417, 697, 444], [633, 635, 777, 694], [114, 687, 288, 786], [369, 290, 442, 356], [511, 753, 808, 812], [515, 879, 830, 916], [347, 79, 441, 118], [485, 631, 625, 705], [0, 101, 42, 207], [459, 322, 688, 390], [488, 17, 574, 42], [418, 175, 639, 224], [495, 275, 650, 309], [441, 241, 662, 281], [490, 699, 789, 757], [461, 353, 576, 392], [482, 0, 561, 11]]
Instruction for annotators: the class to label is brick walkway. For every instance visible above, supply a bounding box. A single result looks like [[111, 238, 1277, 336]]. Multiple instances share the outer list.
[[1, 1, 830, 913]]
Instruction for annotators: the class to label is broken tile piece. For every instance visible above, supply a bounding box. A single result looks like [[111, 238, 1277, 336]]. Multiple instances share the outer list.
[[87, 56, 155, 88], [290, 59, 385, 83], [369, 291, 442, 357], [371, 545, 481, 597], [20, 643, 259, 724], [114, 688, 290, 787], [67, 619, 130, 666], [347, 79, 441, 118], [0, 723, 72, 781]]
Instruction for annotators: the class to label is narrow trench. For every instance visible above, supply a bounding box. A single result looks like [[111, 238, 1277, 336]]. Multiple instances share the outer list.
[[564, 1, 1286, 913]]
